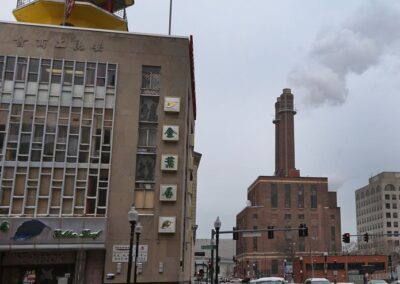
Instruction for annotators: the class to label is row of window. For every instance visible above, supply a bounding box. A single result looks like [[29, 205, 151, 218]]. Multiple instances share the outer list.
[[357, 212, 383, 225], [357, 200, 400, 215], [359, 222, 400, 233], [269, 184, 318, 209], [0, 167, 109, 216], [356, 204, 383, 216], [356, 184, 400, 201], [134, 66, 161, 210], [356, 195, 382, 208], [357, 193, 400, 209], [0, 56, 116, 87], [0, 104, 113, 164]]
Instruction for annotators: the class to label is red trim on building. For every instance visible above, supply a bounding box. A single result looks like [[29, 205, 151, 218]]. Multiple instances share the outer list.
[[189, 35, 197, 120]]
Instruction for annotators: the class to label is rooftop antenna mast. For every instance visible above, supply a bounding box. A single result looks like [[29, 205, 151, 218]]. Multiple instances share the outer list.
[[168, 0, 172, 35]]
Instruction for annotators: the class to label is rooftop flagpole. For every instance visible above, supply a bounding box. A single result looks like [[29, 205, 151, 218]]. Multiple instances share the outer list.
[[63, 0, 75, 26], [168, 0, 172, 35], [63, 0, 67, 26]]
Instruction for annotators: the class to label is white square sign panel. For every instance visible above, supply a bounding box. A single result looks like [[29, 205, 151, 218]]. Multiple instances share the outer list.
[[162, 125, 179, 141], [164, 97, 180, 112], [158, 217, 176, 233], [160, 184, 177, 201], [161, 154, 178, 171]]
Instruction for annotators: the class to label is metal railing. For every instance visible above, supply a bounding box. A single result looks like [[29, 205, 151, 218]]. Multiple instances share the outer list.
[[16, 0, 127, 20]]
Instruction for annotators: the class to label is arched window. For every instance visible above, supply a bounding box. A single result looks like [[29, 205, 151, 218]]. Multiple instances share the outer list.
[[385, 184, 395, 191]]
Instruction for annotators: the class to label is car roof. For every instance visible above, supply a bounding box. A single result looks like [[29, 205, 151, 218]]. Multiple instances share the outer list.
[[306, 278, 330, 282], [254, 277, 286, 282]]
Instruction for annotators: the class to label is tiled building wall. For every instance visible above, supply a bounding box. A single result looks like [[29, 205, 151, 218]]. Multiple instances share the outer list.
[[0, 55, 117, 217]]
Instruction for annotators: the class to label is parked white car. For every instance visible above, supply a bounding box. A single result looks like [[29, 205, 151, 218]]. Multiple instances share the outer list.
[[367, 280, 388, 284], [250, 277, 286, 284], [304, 278, 331, 284]]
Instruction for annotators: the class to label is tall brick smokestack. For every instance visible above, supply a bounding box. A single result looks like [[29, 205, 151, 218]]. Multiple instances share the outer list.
[[273, 88, 300, 177]]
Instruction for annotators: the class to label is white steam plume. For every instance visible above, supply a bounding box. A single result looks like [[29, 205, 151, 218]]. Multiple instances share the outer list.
[[288, 0, 400, 107]]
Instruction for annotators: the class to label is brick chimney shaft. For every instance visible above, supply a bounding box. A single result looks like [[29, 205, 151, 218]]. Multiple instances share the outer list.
[[273, 88, 300, 177]]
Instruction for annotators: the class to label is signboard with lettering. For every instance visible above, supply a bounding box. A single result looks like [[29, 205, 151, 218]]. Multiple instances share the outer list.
[[2, 251, 76, 266], [0, 217, 106, 249], [112, 244, 148, 263]]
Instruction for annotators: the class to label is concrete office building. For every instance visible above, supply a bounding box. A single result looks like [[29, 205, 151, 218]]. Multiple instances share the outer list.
[[194, 239, 236, 279], [0, 1, 200, 283], [235, 89, 341, 280], [356, 172, 400, 254]]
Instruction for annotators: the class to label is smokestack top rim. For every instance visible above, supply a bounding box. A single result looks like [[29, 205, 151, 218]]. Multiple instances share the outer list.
[[283, 88, 292, 94]]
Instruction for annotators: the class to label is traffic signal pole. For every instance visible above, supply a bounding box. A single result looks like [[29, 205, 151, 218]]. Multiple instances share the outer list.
[[221, 225, 309, 236]]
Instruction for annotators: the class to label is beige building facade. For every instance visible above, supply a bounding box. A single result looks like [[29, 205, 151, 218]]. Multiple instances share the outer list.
[[356, 172, 400, 254], [0, 20, 199, 284]]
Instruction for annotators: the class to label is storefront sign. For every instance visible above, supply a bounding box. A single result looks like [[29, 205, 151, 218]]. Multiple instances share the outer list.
[[0, 217, 106, 249], [2, 251, 76, 265], [53, 229, 102, 240]]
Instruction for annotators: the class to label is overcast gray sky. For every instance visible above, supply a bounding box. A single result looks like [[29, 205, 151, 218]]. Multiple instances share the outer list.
[[2, 1, 400, 239]]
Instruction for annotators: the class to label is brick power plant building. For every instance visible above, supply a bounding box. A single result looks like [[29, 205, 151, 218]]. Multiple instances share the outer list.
[[235, 89, 342, 279]]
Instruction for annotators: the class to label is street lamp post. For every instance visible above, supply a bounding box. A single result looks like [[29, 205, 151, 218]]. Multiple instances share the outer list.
[[214, 217, 221, 284], [133, 222, 143, 284], [299, 257, 303, 283], [323, 252, 328, 278], [127, 207, 139, 284], [309, 237, 316, 278], [211, 230, 215, 284], [283, 259, 287, 280]]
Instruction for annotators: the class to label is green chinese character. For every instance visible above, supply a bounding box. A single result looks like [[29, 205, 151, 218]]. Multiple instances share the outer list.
[[0, 221, 10, 233], [164, 127, 177, 138], [164, 156, 175, 168], [163, 187, 174, 199]]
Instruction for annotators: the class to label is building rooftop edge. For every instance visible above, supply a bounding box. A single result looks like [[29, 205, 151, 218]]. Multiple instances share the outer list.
[[247, 175, 328, 190], [0, 19, 189, 40]]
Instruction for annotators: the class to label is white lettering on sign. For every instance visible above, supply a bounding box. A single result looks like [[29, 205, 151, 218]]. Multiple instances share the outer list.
[[53, 229, 102, 240]]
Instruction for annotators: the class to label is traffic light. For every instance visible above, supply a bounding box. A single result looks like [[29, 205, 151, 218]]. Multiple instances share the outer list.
[[299, 224, 308, 237], [232, 227, 239, 240], [342, 233, 350, 243], [363, 233, 369, 242], [267, 225, 274, 239]]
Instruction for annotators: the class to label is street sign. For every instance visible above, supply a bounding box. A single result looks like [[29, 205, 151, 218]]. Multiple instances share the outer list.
[[201, 245, 216, 250], [242, 232, 262, 237], [195, 251, 205, 256], [112, 244, 148, 263]]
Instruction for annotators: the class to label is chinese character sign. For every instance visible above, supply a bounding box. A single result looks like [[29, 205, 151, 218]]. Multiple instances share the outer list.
[[162, 125, 179, 141], [161, 155, 178, 171], [160, 185, 177, 201]]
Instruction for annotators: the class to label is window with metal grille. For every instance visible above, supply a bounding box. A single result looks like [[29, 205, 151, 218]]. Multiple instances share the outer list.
[[141, 66, 161, 90]]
